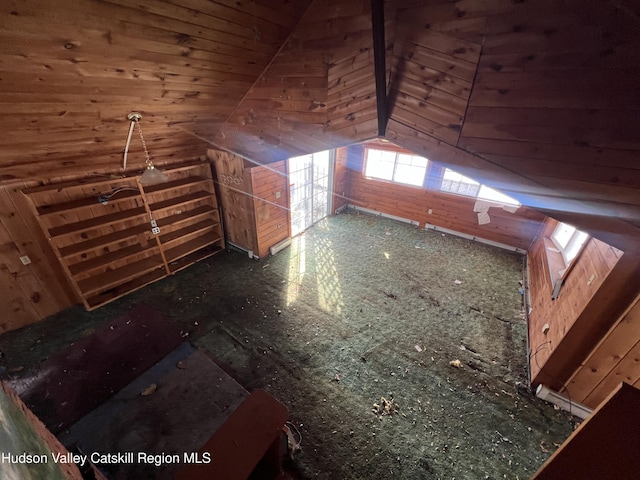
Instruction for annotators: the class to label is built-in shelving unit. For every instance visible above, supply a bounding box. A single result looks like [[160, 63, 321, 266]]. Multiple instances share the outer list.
[[24, 162, 225, 310]]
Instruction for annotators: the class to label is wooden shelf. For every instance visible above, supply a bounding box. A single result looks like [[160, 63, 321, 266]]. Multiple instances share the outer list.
[[169, 243, 224, 274], [77, 254, 165, 296], [25, 162, 224, 311], [48, 206, 147, 238], [165, 233, 223, 264], [156, 205, 216, 229], [24, 175, 136, 196], [37, 188, 140, 216], [85, 268, 167, 310], [58, 224, 150, 258], [143, 175, 209, 194], [68, 243, 159, 276], [150, 191, 213, 213], [159, 219, 217, 245]]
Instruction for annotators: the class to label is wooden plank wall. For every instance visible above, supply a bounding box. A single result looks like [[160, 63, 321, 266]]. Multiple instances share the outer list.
[[460, 1, 640, 203], [207, 149, 258, 255], [0, 0, 310, 182], [0, 185, 77, 333], [331, 147, 350, 214], [454, 0, 640, 246], [383, 0, 640, 256], [531, 383, 640, 480], [528, 217, 640, 390], [249, 161, 290, 259], [214, 0, 379, 162], [208, 150, 289, 259], [325, 1, 378, 137], [2, 0, 640, 261], [345, 145, 544, 251], [389, 0, 483, 145], [562, 294, 640, 408]]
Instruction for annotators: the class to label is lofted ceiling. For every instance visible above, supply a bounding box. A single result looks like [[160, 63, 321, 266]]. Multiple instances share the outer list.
[[1, 0, 640, 252]]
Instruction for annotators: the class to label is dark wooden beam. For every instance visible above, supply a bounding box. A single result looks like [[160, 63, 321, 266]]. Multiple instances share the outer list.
[[371, 0, 388, 136], [532, 383, 640, 479]]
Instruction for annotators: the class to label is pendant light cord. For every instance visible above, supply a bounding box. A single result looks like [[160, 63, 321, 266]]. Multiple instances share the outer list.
[[135, 120, 152, 167]]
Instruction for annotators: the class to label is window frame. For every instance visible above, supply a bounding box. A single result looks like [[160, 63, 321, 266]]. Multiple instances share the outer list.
[[439, 168, 480, 197], [543, 221, 590, 299], [438, 168, 520, 207], [360, 145, 522, 207], [550, 222, 589, 267], [363, 147, 429, 188]]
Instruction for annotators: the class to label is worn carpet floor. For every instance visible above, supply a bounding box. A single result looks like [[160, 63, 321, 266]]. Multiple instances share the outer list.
[[8, 304, 183, 433], [0, 210, 576, 479]]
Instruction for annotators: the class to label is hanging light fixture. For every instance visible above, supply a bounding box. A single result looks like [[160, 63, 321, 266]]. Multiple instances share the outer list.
[[122, 112, 169, 186]]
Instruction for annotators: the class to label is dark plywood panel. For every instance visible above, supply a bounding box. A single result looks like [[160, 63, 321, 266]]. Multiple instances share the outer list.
[[176, 389, 287, 480], [532, 383, 640, 480]]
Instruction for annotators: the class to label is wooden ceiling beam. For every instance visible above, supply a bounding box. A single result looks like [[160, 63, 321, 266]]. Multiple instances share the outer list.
[[371, 0, 388, 136]]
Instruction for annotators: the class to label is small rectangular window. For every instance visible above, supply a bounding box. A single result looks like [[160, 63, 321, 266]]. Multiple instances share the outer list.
[[439, 168, 520, 206], [551, 222, 588, 265], [394, 154, 428, 186], [364, 148, 428, 187], [364, 149, 395, 181], [440, 169, 479, 196]]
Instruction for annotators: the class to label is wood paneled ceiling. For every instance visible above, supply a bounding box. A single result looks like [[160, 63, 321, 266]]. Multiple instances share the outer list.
[[1, 0, 639, 252]]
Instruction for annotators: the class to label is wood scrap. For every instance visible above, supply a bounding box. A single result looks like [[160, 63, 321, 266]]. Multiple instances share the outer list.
[[372, 396, 399, 416]]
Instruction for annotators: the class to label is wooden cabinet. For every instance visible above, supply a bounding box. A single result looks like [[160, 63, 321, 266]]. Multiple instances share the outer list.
[[24, 162, 224, 310], [208, 150, 290, 259]]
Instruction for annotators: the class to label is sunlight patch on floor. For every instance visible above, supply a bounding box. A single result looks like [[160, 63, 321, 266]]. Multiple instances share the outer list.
[[314, 236, 343, 315], [286, 235, 306, 307]]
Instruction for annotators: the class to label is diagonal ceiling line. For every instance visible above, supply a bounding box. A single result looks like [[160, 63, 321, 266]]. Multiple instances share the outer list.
[[213, 0, 318, 139], [371, 0, 388, 137]]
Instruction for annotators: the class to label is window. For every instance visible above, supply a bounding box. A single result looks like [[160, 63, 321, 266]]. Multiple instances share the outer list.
[[440, 168, 520, 206], [362, 145, 521, 206], [440, 169, 479, 196], [364, 148, 428, 187], [551, 222, 589, 265]]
